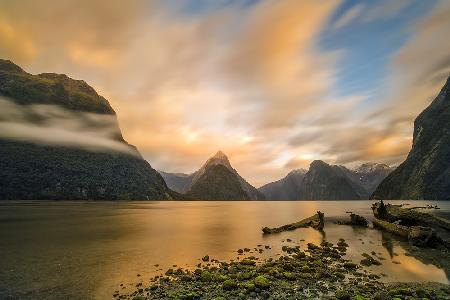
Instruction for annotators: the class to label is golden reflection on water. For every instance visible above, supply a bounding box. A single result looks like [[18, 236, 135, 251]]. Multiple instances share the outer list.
[[0, 201, 448, 299]]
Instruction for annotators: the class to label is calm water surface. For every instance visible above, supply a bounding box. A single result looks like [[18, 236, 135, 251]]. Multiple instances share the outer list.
[[0, 200, 449, 299]]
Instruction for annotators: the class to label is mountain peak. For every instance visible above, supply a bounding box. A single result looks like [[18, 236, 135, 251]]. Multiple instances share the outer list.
[[203, 150, 231, 170], [288, 168, 307, 176], [0, 59, 24, 73], [354, 163, 391, 174], [213, 150, 228, 159], [310, 160, 329, 168]]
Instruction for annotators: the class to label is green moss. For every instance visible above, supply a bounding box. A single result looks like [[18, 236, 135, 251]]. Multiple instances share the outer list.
[[200, 270, 212, 282], [214, 274, 229, 282], [173, 290, 201, 300], [241, 282, 255, 290], [240, 258, 256, 266], [335, 290, 351, 300], [283, 272, 295, 280], [253, 275, 270, 289], [222, 279, 238, 291]]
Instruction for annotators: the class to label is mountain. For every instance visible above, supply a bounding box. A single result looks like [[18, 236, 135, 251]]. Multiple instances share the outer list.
[[258, 161, 392, 200], [0, 59, 173, 200], [258, 169, 307, 200], [160, 151, 265, 200], [372, 76, 450, 200], [353, 163, 393, 195], [187, 164, 250, 200], [298, 160, 368, 200], [158, 171, 194, 194]]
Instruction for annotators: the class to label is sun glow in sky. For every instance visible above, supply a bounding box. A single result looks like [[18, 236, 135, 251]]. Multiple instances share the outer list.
[[1, 0, 449, 186]]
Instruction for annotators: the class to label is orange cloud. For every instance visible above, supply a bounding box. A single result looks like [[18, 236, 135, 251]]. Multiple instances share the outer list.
[[0, 0, 447, 186]]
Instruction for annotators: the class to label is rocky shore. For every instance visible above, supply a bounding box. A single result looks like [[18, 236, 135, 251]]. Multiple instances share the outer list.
[[113, 202, 450, 300], [114, 239, 449, 299]]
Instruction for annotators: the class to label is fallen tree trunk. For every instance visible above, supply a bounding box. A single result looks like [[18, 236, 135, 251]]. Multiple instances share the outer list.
[[373, 217, 444, 248], [262, 211, 324, 234], [372, 201, 450, 231], [372, 218, 409, 237]]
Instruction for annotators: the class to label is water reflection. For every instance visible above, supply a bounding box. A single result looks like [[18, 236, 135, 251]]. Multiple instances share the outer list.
[[0, 200, 448, 300]]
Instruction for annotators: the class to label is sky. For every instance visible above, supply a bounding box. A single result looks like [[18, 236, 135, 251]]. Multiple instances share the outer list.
[[1, 0, 449, 187]]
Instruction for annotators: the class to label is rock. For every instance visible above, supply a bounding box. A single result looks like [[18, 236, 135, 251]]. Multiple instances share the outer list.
[[408, 226, 438, 247], [337, 239, 349, 247], [240, 258, 256, 266], [360, 253, 381, 267], [336, 213, 369, 227], [307, 243, 320, 250], [253, 275, 270, 289], [202, 255, 209, 262], [200, 270, 212, 281], [222, 279, 237, 291], [343, 262, 357, 270], [335, 290, 351, 300]]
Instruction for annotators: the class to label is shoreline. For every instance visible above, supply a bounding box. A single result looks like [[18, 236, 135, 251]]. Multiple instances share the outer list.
[[115, 238, 450, 300]]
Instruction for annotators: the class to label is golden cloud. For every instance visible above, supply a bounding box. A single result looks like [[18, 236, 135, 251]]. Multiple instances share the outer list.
[[0, 0, 447, 186]]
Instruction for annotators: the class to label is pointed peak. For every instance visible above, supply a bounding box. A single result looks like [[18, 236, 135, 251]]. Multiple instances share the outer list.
[[200, 150, 232, 170], [213, 150, 228, 159]]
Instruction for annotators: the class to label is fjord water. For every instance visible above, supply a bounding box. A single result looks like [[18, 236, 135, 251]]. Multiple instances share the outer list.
[[0, 201, 449, 299]]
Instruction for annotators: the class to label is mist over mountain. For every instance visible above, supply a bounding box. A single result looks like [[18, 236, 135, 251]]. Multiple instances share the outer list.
[[372, 76, 450, 200], [0, 59, 173, 200], [160, 151, 265, 200]]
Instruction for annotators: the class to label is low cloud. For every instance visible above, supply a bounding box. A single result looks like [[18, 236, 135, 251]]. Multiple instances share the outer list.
[[0, 97, 137, 155]]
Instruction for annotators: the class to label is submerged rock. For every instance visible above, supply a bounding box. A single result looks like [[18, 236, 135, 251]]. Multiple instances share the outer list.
[[408, 226, 439, 247], [336, 213, 369, 227]]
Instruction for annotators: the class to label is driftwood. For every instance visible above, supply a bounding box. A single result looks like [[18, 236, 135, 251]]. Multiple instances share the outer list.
[[372, 200, 450, 231], [371, 201, 450, 248], [372, 218, 442, 248], [262, 211, 324, 234], [336, 213, 368, 227], [372, 218, 410, 237]]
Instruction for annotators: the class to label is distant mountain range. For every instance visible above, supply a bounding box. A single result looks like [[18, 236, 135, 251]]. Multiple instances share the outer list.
[[0, 59, 174, 200], [162, 153, 394, 201], [258, 161, 393, 200], [372, 76, 450, 200], [160, 151, 265, 200]]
